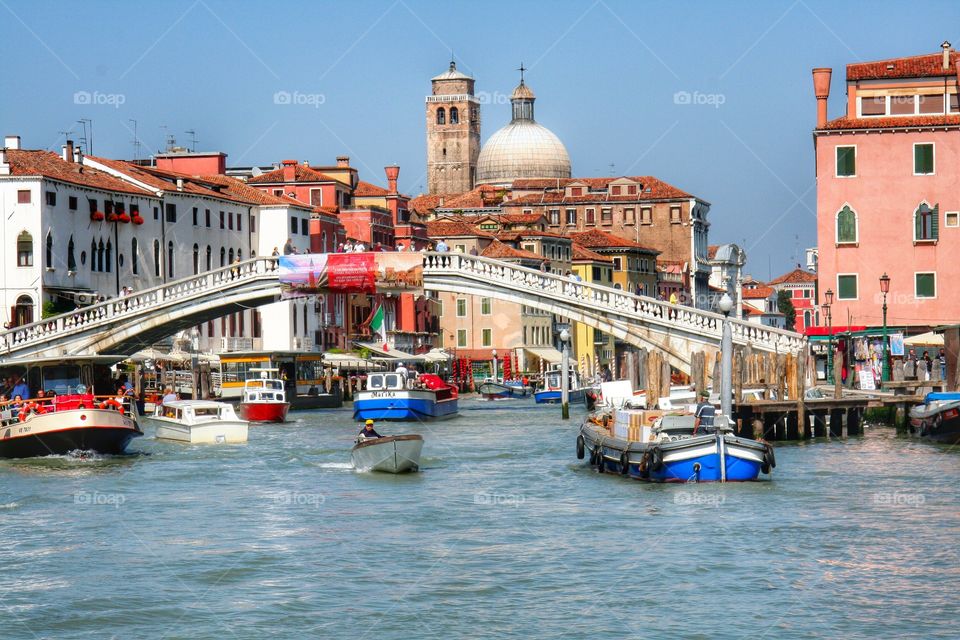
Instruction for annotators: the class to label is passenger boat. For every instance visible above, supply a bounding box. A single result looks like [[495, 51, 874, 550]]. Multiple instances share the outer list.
[[353, 372, 458, 421], [0, 356, 143, 458], [218, 352, 343, 409], [236, 369, 290, 423], [351, 434, 424, 473], [534, 365, 588, 404], [909, 392, 960, 444], [147, 400, 248, 444], [477, 378, 530, 399]]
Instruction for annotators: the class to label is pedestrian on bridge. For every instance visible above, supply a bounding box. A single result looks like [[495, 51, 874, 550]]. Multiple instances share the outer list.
[[283, 239, 295, 255]]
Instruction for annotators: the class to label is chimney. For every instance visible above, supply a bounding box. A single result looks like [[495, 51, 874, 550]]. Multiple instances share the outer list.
[[812, 67, 832, 129], [176, 178, 184, 191], [73, 145, 83, 165], [336, 155, 350, 168], [282, 159, 297, 182], [385, 165, 400, 194], [0, 148, 8, 175], [302, 160, 309, 167], [943, 41, 952, 70], [4, 135, 21, 150], [62, 140, 73, 162]]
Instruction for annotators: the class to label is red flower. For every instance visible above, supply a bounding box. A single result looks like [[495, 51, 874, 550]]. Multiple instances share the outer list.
[[91, 211, 105, 222], [118, 213, 131, 223], [132, 215, 145, 225], [107, 212, 119, 222]]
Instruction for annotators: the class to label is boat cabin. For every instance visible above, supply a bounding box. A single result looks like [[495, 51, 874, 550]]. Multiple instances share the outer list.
[[155, 400, 239, 423], [242, 369, 286, 403], [543, 366, 581, 391], [366, 372, 414, 391]]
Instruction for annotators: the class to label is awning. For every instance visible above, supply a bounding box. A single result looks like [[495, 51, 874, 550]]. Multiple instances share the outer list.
[[353, 342, 423, 361], [904, 331, 943, 347], [322, 352, 384, 370], [524, 346, 563, 364], [421, 348, 453, 363]]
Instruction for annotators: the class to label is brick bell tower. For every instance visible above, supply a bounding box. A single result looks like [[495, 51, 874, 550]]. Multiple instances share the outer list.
[[426, 60, 481, 194]]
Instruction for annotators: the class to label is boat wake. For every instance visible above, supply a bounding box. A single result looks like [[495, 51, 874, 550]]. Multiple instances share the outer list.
[[315, 462, 355, 471]]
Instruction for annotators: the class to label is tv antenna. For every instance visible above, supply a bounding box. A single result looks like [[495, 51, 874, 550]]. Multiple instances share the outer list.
[[185, 129, 198, 152], [129, 119, 142, 161]]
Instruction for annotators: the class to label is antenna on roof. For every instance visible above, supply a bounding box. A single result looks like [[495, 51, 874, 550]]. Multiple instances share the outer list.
[[251, 166, 263, 177], [609, 162, 615, 176], [77, 119, 93, 154], [129, 119, 141, 161], [185, 129, 198, 152]]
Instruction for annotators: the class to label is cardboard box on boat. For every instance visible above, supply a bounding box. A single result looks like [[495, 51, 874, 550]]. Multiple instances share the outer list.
[[614, 410, 665, 441]]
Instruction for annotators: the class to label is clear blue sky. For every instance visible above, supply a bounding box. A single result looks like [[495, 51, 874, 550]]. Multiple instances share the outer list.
[[3, 0, 958, 279]]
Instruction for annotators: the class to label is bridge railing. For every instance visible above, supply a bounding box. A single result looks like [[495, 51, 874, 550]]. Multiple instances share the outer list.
[[421, 252, 807, 353], [1, 257, 278, 356]]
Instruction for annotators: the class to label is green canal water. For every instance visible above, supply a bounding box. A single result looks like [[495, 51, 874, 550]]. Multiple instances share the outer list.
[[1, 397, 957, 639]]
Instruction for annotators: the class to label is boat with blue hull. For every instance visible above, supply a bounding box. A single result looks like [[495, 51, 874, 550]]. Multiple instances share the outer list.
[[534, 366, 589, 404], [353, 372, 459, 421], [909, 392, 960, 445]]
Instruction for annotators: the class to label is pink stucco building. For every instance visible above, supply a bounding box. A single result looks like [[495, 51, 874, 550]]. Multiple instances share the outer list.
[[814, 42, 960, 333]]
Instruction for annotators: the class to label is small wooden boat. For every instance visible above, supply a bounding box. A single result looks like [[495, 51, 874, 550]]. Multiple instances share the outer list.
[[236, 368, 290, 423], [353, 372, 458, 421], [351, 434, 423, 473], [147, 400, 248, 444], [909, 392, 960, 444], [534, 365, 588, 404], [477, 378, 530, 399]]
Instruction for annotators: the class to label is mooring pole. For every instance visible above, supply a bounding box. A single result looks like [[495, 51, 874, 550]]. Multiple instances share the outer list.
[[560, 328, 570, 420]]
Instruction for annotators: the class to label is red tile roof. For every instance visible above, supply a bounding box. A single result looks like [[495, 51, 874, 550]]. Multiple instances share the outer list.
[[247, 164, 338, 184], [354, 180, 390, 197], [847, 51, 959, 81], [569, 229, 659, 253], [88, 157, 244, 202], [5, 150, 154, 197], [496, 230, 569, 241], [819, 114, 960, 131], [572, 243, 612, 263], [425, 220, 495, 238], [742, 286, 775, 299], [438, 185, 508, 209], [767, 268, 817, 285], [408, 193, 453, 215], [195, 174, 311, 208], [510, 176, 693, 201], [481, 240, 542, 261]]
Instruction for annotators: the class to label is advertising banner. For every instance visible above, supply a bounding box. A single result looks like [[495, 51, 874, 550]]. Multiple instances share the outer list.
[[279, 253, 423, 297]]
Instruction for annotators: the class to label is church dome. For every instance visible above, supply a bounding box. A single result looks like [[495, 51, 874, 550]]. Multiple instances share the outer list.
[[475, 77, 571, 186]]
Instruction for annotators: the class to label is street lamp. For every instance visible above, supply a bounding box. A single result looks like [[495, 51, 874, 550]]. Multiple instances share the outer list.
[[718, 293, 734, 419], [492, 348, 498, 381], [560, 328, 571, 420], [879, 273, 891, 383], [824, 288, 834, 384], [190, 327, 201, 399]]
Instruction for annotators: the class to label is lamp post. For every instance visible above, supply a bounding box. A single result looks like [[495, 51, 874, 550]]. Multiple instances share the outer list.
[[879, 273, 891, 383], [824, 288, 834, 384], [492, 348, 498, 381], [560, 328, 571, 420], [190, 327, 201, 400], [718, 293, 733, 419]]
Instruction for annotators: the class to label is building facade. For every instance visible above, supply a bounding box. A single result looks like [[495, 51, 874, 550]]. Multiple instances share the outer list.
[[426, 62, 481, 195], [767, 267, 818, 333]]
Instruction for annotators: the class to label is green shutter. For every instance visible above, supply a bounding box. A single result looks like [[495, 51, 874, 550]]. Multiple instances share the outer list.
[[837, 147, 855, 176], [932, 204, 939, 240], [916, 273, 935, 298], [838, 275, 858, 299], [915, 144, 934, 174], [916, 208, 923, 239], [837, 206, 856, 243]]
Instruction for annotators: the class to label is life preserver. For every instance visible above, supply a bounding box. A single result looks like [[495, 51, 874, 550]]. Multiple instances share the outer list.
[[99, 399, 125, 415], [595, 448, 605, 473], [18, 402, 45, 422], [762, 444, 776, 474], [619, 450, 630, 475], [650, 446, 664, 472], [576, 435, 585, 460]]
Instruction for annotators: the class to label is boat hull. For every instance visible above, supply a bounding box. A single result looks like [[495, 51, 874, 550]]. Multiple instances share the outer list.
[[237, 402, 290, 423], [0, 409, 142, 458], [148, 418, 249, 444], [351, 435, 423, 473], [477, 382, 528, 399], [909, 399, 960, 444], [535, 388, 586, 404], [353, 390, 458, 421]]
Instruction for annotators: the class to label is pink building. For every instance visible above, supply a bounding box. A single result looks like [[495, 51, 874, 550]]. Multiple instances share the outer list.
[[767, 267, 818, 333], [814, 42, 960, 333]]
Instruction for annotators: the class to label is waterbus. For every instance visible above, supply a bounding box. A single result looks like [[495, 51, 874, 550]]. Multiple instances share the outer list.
[[218, 352, 343, 409]]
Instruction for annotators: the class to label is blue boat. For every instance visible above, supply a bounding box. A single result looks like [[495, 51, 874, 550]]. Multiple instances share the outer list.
[[353, 372, 459, 421], [909, 392, 960, 444], [577, 412, 774, 483], [534, 366, 589, 404]]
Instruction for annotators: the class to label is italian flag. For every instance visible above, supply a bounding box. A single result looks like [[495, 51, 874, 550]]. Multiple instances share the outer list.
[[369, 304, 385, 341]]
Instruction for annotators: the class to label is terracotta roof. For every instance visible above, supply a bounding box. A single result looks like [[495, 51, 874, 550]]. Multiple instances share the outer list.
[[847, 51, 959, 81], [819, 114, 960, 131], [247, 164, 338, 184], [438, 185, 507, 209], [88, 157, 244, 202], [408, 193, 453, 215], [313, 205, 339, 216], [767, 268, 817, 285], [569, 229, 659, 253], [5, 150, 154, 197], [354, 180, 390, 197], [572, 243, 612, 263], [426, 220, 495, 239], [707, 245, 719, 259], [742, 286, 775, 299], [195, 174, 311, 208], [509, 176, 693, 200], [496, 230, 569, 241], [481, 240, 542, 261], [742, 305, 764, 316]]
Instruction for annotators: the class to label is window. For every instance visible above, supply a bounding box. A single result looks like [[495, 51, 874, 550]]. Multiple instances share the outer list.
[[481, 298, 492, 315], [523, 243, 536, 254], [165, 203, 176, 223], [836, 205, 857, 244], [481, 328, 492, 347], [105, 239, 112, 273], [549, 209, 560, 225], [914, 143, 935, 175], [456, 298, 467, 317], [205, 209, 211, 227], [67, 236, 76, 271], [624, 208, 636, 224], [612, 186, 622, 195], [206, 245, 212, 271], [251, 215, 256, 233], [436, 107, 446, 125], [571, 187, 583, 196], [16, 231, 32, 266], [670, 206, 681, 223], [860, 96, 886, 116], [914, 203, 938, 241], [45, 191, 56, 206], [68, 196, 78, 210], [131, 238, 138, 275], [918, 94, 943, 114], [612, 257, 622, 270], [45, 231, 53, 268], [915, 272, 936, 298], [837, 274, 858, 300], [585, 208, 596, 225], [228, 212, 234, 231], [154, 240, 161, 277], [565, 208, 577, 225], [628, 185, 637, 195], [301, 218, 308, 235], [450, 107, 459, 124], [219, 211, 225, 229], [640, 207, 652, 225], [946, 211, 959, 228], [130, 204, 139, 218], [192, 207, 199, 226], [228, 248, 234, 264], [290, 217, 298, 234], [601, 208, 612, 224], [237, 214, 242, 232], [836, 146, 856, 177], [17, 190, 30, 204], [310, 189, 323, 206], [167, 241, 174, 278], [890, 95, 914, 115], [457, 329, 467, 347], [96, 239, 104, 272], [273, 189, 283, 197], [193, 244, 200, 275], [104, 201, 114, 216], [220, 247, 226, 267], [153, 206, 159, 220]]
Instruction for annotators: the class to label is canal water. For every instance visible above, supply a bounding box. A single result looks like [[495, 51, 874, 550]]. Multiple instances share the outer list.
[[1, 397, 957, 639]]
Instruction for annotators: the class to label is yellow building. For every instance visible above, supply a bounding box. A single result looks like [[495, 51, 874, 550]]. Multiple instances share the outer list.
[[571, 244, 616, 371], [570, 229, 659, 295]]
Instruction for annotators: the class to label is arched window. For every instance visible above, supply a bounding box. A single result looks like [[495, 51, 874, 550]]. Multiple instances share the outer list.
[[228, 248, 234, 264], [45, 231, 53, 268], [836, 205, 857, 244], [167, 241, 174, 278], [193, 244, 200, 274], [206, 245, 212, 271], [436, 107, 446, 125], [803, 310, 812, 328], [449, 106, 459, 124], [14, 294, 33, 326], [90, 239, 97, 271], [220, 247, 226, 267], [67, 236, 76, 271], [105, 239, 112, 273], [154, 240, 161, 277], [914, 202, 939, 241], [322, 231, 327, 253], [97, 239, 105, 273], [16, 232, 33, 267]]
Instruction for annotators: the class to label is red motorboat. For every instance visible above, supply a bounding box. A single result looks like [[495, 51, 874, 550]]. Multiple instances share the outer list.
[[236, 369, 290, 423]]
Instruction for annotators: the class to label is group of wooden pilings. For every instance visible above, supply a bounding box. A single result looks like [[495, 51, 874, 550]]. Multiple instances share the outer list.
[[729, 399, 868, 442]]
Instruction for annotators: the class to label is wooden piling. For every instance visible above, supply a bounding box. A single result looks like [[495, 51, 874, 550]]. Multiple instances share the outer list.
[[847, 407, 861, 436], [813, 411, 827, 437], [829, 408, 844, 437]]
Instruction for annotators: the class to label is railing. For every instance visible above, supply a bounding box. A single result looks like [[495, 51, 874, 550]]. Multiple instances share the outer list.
[[1, 257, 279, 356]]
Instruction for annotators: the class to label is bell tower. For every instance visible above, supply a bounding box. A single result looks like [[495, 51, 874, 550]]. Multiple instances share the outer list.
[[426, 60, 480, 195]]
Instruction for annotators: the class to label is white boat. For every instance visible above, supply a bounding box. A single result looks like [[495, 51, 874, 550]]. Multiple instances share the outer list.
[[237, 368, 290, 423], [351, 434, 424, 473], [147, 400, 249, 444]]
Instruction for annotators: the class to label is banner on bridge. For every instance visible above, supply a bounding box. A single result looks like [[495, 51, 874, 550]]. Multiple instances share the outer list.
[[278, 253, 423, 297]]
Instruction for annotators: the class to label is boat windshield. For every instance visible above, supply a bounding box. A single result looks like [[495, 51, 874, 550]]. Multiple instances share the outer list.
[[41, 364, 84, 396], [193, 407, 221, 418]]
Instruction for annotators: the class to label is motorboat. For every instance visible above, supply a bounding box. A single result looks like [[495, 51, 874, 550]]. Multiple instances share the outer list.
[[351, 434, 424, 473], [909, 392, 960, 444], [477, 378, 531, 399], [147, 400, 248, 444], [353, 372, 458, 421], [0, 356, 143, 458], [236, 368, 290, 423], [534, 365, 588, 404]]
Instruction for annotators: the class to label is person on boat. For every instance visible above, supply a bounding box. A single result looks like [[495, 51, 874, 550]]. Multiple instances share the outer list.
[[693, 391, 716, 435], [11, 376, 29, 402], [359, 419, 382, 438], [395, 363, 408, 380], [160, 385, 177, 406]]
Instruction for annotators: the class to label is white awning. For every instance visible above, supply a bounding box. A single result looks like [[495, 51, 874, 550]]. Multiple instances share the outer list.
[[904, 331, 943, 346], [524, 347, 563, 364], [421, 348, 453, 363], [322, 352, 384, 370], [353, 342, 423, 361]]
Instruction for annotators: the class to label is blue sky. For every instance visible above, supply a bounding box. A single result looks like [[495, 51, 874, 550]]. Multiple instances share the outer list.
[[3, 0, 958, 278]]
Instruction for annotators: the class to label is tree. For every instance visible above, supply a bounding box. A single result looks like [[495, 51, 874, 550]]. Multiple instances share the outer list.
[[777, 290, 796, 329]]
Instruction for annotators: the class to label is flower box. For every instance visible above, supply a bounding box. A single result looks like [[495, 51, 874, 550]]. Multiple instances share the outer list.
[[107, 213, 119, 222], [132, 215, 145, 225], [91, 211, 105, 222], [118, 213, 131, 223]]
